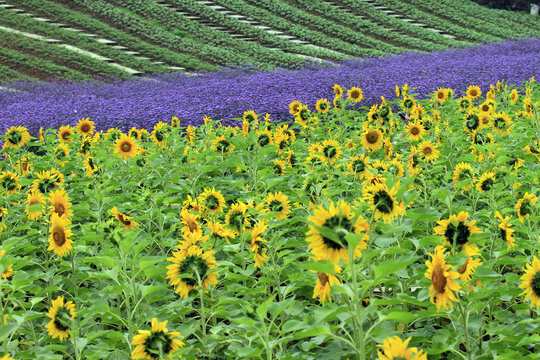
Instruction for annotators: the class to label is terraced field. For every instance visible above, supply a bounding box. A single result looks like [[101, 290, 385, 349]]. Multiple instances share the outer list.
[[0, 0, 537, 83]]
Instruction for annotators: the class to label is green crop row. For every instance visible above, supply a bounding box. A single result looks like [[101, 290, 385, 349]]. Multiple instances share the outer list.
[[404, 0, 539, 39], [370, 0, 499, 42], [0, 46, 89, 81], [0, 29, 130, 78], [334, 0, 470, 47], [0, 64, 22, 83], [110, 0, 328, 68], [166, 0, 349, 61], [0, 2, 201, 73]]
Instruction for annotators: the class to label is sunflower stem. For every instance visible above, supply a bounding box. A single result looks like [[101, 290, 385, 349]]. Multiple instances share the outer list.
[[457, 300, 472, 360], [347, 236, 365, 360]]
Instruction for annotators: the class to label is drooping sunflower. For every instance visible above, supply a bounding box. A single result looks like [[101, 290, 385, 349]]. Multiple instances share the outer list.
[[377, 336, 428, 360], [425, 246, 461, 311], [456, 252, 483, 286], [289, 100, 303, 115], [48, 213, 73, 257], [401, 96, 416, 111], [495, 211, 515, 250], [0, 171, 21, 195], [363, 182, 405, 223], [273, 159, 287, 176], [77, 118, 95, 136], [256, 128, 273, 147], [519, 256, 540, 309], [434, 88, 448, 103], [347, 86, 363, 103], [361, 127, 384, 152], [212, 135, 235, 154], [418, 140, 439, 162], [0, 249, 14, 280], [453, 162, 475, 190], [333, 84, 343, 98], [464, 110, 481, 133], [207, 221, 236, 244], [347, 154, 370, 179], [321, 139, 342, 164], [171, 116, 181, 128], [48, 188, 73, 220], [132, 318, 185, 360], [466, 85, 481, 99], [315, 98, 331, 114], [313, 271, 340, 304], [476, 171, 496, 193], [407, 146, 421, 175], [225, 201, 248, 232], [32, 169, 61, 194], [114, 134, 139, 159], [491, 112, 513, 135], [58, 126, 74, 144], [251, 221, 268, 268], [45, 296, 76, 341], [242, 110, 259, 127], [83, 156, 99, 177], [0, 208, 6, 232], [152, 121, 169, 147], [79, 135, 95, 157], [523, 140, 540, 157], [3, 126, 30, 149], [515, 192, 538, 223], [332, 97, 343, 111], [510, 88, 519, 104], [53, 143, 70, 166], [197, 187, 226, 215], [434, 211, 481, 250], [25, 189, 46, 221], [386, 158, 405, 178], [129, 127, 141, 139], [263, 192, 291, 220], [306, 201, 369, 267], [181, 209, 201, 235], [111, 207, 138, 230], [404, 120, 425, 142], [166, 245, 218, 298], [294, 105, 311, 127]]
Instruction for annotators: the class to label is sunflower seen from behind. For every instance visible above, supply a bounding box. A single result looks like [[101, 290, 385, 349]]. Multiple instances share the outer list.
[[315, 98, 331, 114], [313, 271, 340, 304], [425, 245, 461, 311], [197, 187, 226, 216], [48, 213, 73, 257], [476, 171, 496, 192], [495, 211, 516, 250], [132, 318, 185, 360], [434, 211, 481, 251], [519, 256, 540, 309], [45, 296, 76, 341], [515, 192, 537, 223], [251, 220, 268, 268], [263, 192, 291, 220], [0, 171, 21, 195], [363, 182, 404, 223], [3, 126, 30, 149], [111, 207, 138, 230], [166, 244, 218, 298]]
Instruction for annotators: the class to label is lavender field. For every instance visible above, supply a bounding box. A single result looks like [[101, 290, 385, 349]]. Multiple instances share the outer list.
[[1, 38, 540, 134]]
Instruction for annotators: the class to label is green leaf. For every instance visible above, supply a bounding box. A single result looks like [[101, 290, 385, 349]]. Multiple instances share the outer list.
[[378, 311, 416, 323], [374, 255, 419, 280], [293, 324, 331, 340], [295, 260, 336, 275]]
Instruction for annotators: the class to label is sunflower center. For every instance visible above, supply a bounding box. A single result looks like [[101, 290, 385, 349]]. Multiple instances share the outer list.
[[366, 131, 379, 144], [481, 104, 490, 112], [205, 195, 220, 211], [518, 200, 531, 217], [410, 126, 420, 135], [457, 258, 469, 274], [61, 131, 71, 141], [373, 190, 394, 214], [145, 330, 173, 357], [269, 199, 283, 213], [53, 306, 72, 332], [437, 91, 445, 99], [422, 146, 433, 156], [321, 215, 353, 250], [352, 160, 365, 173], [432, 264, 447, 294], [470, 89, 478, 97], [318, 272, 329, 286], [323, 146, 337, 159], [444, 222, 471, 247], [55, 203, 66, 217], [81, 124, 90, 133], [117, 213, 132, 226], [480, 178, 494, 191], [531, 272, 540, 297], [53, 227, 66, 247], [351, 90, 360, 99], [179, 255, 209, 286], [121, 142, 131, 153]]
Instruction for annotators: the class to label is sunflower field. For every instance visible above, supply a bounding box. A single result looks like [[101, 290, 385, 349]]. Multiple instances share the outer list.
[[0, 78, 539, 359]]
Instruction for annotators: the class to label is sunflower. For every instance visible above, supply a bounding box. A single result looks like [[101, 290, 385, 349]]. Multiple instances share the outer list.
[[58, 126, 74, 144], [453, 162, 475, 190], [407, 146, 421, 175], [114, 134, 139, 159], [418, 140, 439, 162], [458, 97, 472, 112], [495, 211, 515, 250], [523, 140, 540, 157], [181, 209, 201, 235], [377, 336, 427, 360], [456, 254, 483, 285], [519, 256, 540, 309], [434, 88, 448, 103], [53, 143, 70, 166], [197, 187, 226, 215], [294, 105, 311, 127], [332, 97, 343, 111], [473, 171, 495, 192], [333, 84, 343, 98], [361, 127, 384, 152], [491, 112, 512, 135], [129, 127, 141, 139], [321, 139, 342, 164], [273, 159, 287, 176], [425, 246, 461, 311], [464, 110, 481, 133], [77, 118, 95, 136], [132, 318, 185, 360], [45, 296, 76, 341], [25, 189, 46, 221], [84, 156, 98, 177], [256, 129, 273, 147], [0, 171, 20, 195], [466, 85, 481, 99], [212, 135, 234, 154], [3, 126, 30, 149], [79, 135, 95, 156], [251, 221, 268, 267], [171, 116, 181, 128], [479, 101, 493, 114], [313, 271, 340, 304], [15, 155, 33, 176], [401, 96, 416, 111], [347, 154, 370, 179], [306, 201, 369, 267], [516, 192, 538, 223], [434, 211, 481, 250], [315, 98, 331, 114], [111, 207, 138, 230], [48, 213, 73, 257], [510, 89, 519, 104], [363, 182, 404, 223], [152, 122, 168, 147], [347, 86, 363, 103], [182, 195, 200, 213], [386, 158, 405, 178], [404, 120, 425, 142], [207, 221, 236, 244], [225, 201, 248, 232], [0, 208, 6, 232], [289, 100, 303, 115], [242, 110, 259, 126], [263, 192, 291, 220], [48, 188, 73, 220], [166, 245, 218, 298], [0, 249, 14, 280]]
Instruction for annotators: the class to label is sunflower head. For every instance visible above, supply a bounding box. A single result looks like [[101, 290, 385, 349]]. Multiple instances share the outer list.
[[347, 86, 363, 103], [77, 118, 95, 136], [377, 336, 428, 360], [264, 192, 290, 220], [425, 246, 461, 311], [3, 126, 30, 149], [289, 100, 303, 115], [516, 192, 538, 223], [315, 98, 331, 114], [434, 88, 448, 103], [114, 134, 139, 159], [131, 318, 185, 360], [0, 171, 21, 195], [519, 256, 540, 309], [313, 271, 340, 304], [466, 85, 481, 99], [434, 211, 481, 250], [197, 187, 226, 215], [333, 84, 343, 98], [361, 127, 384, 152], [45, 296, 76, 341]]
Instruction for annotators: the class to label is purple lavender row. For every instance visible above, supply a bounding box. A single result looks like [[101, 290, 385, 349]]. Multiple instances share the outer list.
[[1, 38, 539, 134]]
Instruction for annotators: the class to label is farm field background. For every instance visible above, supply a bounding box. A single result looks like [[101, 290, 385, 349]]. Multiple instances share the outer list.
[[1, 0, 540, 359]]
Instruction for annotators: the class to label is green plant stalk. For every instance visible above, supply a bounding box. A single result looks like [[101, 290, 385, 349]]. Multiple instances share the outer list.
[[457, 300, 472, 360]]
